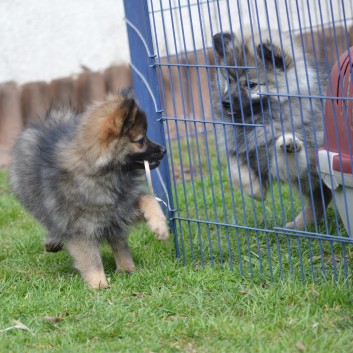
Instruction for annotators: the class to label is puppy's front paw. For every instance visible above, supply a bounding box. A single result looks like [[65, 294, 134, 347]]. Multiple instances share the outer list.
[[138, 195, 170, 241], [148, 217, 170, 241], [277, 133, 303, 153]]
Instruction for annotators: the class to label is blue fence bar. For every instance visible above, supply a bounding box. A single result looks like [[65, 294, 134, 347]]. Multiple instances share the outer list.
[[124, 0, 353, 285], [123, 0, 178, 257]]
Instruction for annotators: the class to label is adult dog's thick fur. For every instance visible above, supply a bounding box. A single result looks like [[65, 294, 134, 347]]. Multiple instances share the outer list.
[[10, 91, 169, 289], [212, 30, 332, 229]]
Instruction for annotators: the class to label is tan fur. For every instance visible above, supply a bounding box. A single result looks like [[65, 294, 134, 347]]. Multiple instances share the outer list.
[[107, 238, 136, 273], [10, 91, 168, 289], [138, 195, 169, 241], [66, 238, 109, 289], [88, 96, 138, 146], [58, 95, 147, 173]]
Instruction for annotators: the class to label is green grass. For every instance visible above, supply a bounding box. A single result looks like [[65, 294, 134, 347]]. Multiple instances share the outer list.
[[2, 166, 353, 353], [166, 130, 353, 282]]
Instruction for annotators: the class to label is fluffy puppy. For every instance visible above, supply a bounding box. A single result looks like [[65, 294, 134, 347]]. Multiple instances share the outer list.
[[10, 90, 169, 289], [212, 30, 332, 229]]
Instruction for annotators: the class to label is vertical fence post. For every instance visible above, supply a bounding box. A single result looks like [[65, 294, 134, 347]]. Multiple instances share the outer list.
[[124, 0, 178, 257]]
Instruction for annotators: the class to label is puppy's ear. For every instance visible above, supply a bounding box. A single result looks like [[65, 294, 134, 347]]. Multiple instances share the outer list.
[[101, 94, 138, 143], [213, 32, 234, 64], [119, 87, 134, 99], [256, 41, 292, 70], [93, 92, 142, 147], [119, 93, 139, 134]]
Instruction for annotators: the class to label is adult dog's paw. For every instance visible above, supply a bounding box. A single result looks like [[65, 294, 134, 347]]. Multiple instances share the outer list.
[[277, 133, 303, 153]]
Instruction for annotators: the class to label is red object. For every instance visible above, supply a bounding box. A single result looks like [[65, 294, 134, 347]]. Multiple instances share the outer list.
[[324, 47, 353, 174]]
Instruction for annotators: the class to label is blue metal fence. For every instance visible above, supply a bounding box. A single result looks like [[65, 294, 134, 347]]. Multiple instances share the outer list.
[[124, 0, 353, 284]]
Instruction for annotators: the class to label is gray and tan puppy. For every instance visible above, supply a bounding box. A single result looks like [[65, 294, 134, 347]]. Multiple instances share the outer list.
[[212, 30, 331, 229], [10, 90, 169, 289]]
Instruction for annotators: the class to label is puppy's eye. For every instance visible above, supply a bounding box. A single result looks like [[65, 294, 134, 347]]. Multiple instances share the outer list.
[[136, 137, 145, 148], [248, 81, 258, 89]]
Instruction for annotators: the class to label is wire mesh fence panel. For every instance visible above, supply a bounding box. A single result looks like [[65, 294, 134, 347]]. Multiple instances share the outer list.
[[125, 0, 353, 285]]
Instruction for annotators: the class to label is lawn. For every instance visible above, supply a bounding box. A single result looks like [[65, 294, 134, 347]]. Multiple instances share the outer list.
[[1, 168, 353, 353], [166, 128, 353, 283]]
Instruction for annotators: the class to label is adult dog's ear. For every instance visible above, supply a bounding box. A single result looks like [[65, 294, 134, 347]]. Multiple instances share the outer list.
[[257, 41, 293, 70], [213, 32, 234, 65]]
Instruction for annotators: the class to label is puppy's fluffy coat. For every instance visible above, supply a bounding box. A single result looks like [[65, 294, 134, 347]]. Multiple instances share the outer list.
[[10, 91, 169, 289], [212, 30, 331, 229]]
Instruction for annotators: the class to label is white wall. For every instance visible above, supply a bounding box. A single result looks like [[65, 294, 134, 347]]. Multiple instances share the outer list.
[[151, 0, 353, 57], [0, 0, 130, 84], [1, 0, 352, 84]]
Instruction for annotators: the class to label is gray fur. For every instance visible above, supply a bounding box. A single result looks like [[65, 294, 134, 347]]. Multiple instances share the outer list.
[[212, 30, 332, 228], [10, 94, 168, 288], [11, 107, 142, 249]]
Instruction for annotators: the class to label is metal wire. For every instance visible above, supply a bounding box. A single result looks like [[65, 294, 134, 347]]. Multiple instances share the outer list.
[[125, 0, 353, 285]]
